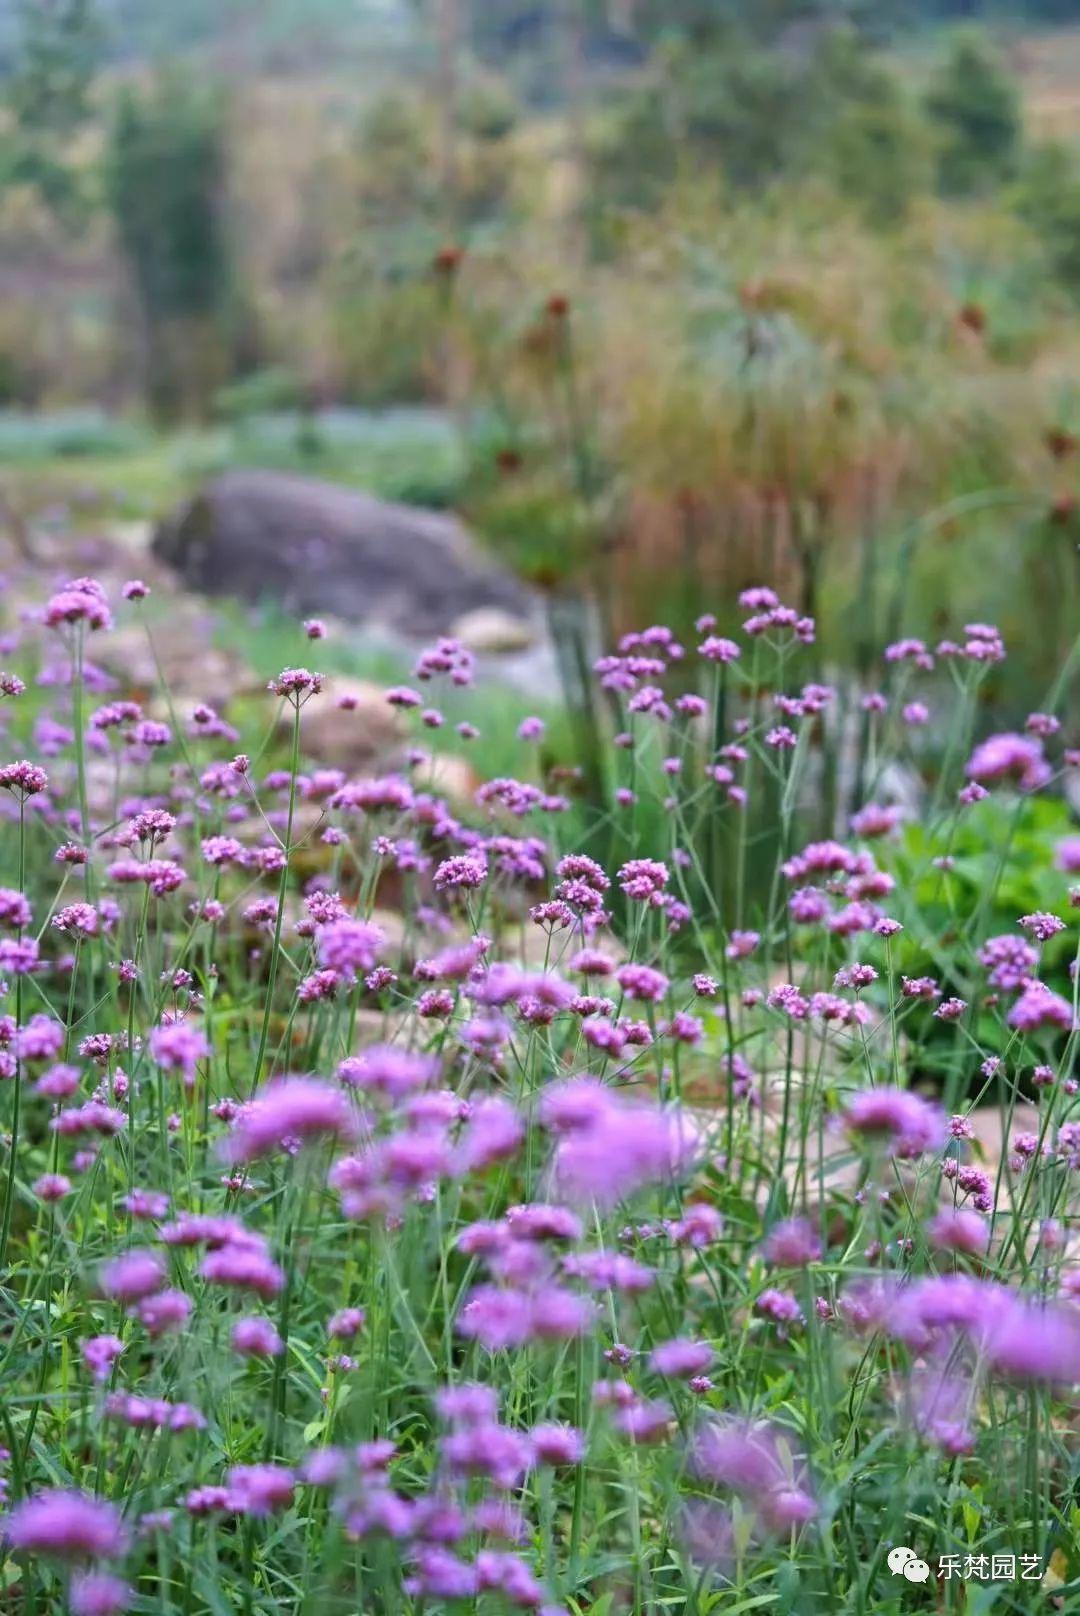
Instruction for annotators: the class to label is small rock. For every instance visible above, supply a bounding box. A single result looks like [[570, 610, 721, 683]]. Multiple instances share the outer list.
[[292, 677, 405, 771], [452, 607, 537, 654], [410, 750, 480, 810], [97, 618, 251, 707], [107, 520, 155, 554]]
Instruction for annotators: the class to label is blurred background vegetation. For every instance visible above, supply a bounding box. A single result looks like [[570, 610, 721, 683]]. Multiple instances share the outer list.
[[1, 0, 1079, 712]]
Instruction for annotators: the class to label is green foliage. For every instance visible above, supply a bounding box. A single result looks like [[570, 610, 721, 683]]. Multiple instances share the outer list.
[[105, 72, 239, 418], [889, 795, 1076, 1086], [822, 93, 932, 224], [0, 0, 103, 220], [106, 74, 230, 321], [1014, 141, 1080, 296], [588, 26, 931, 210], [0, 405, 149, 459], [677, 44, 808, 189], [180, 406, 468, 506], [326, 269, 445, 406], [925, 31, 1022, 196], [585, 87, 677, 219], [628, 0, 831, 49], [212, 366, 307, 423], [809, 29, 931, 221], [457, 76, 519, 142], [354, 92, 436, 231]]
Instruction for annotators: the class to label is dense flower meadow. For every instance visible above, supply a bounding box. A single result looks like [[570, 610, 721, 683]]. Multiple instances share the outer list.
[[0, 574, 1077, 1614]]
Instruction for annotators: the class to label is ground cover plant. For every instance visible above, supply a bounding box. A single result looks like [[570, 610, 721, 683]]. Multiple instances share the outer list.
[[0, 574, 1077, 1614]]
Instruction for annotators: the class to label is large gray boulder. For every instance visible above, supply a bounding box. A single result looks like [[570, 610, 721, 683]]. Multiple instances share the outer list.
[[152, 469, 539, 640]]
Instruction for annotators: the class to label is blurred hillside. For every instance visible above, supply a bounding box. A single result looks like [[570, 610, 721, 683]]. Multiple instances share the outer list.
[[0, 0, 1079, 714]]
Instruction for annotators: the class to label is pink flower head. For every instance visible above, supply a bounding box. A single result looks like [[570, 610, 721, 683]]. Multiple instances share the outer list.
[[232, 1316, 284, 1357], [529, 1423, 584, 1465], [927, 1208, 989, 1256], [978, 933, 1039, 991], [6, 1488, 128, 1559], [433, 851, 488, 892], [966, 732, 1050, 793], [762, 1217, 821, 1267], [226, 1464, 295, 1516], [615, 963, 668, 1002], [755, 1288, 803, 1327], [53, 903, 99, 939], [134, 1289, 192, 1338], [316, 916, 384, 980], [149, 1022, 209, 1087], [649, 1338, 714, 1378], [617, 859, 669, 904], [329, 1306, 366, 1340], [1019, 911, 1066, 943], [44, 578, 112, 632], [0, 761, 48, 799], [99, 1248, 166, 1303], [268, 667, 323, 700], [81, 1334, 124, 1383], [0, 888, 31, 928], [33, 1172, 71, 1202], [979, 1296, 1080, 1384], [71, 1571, 133, 1616], [544, 1082, 693, 1208], [225, 1076, 356, 1162], [845, 1087, 943, 1158], [699, 635, 740, 663], [691, 1418, 815, 1534], [850, 802, 902, 839], [199, 1245, 284, 1298], [1008, 982, 1074, 1034], [17, 1014, 64, 1062], [337, 1045, 437, 1100]]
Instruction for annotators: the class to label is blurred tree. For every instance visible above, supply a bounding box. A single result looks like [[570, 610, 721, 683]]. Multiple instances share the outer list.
[[105, 73, 239, 418], [924, 32, 1021, 196], [813, 32, 931, 223], [1014, 142, 1080, 296], [677, 46, 807, 187], [589, 23, 920, 208], [458, 77, 519, 142], [354, 93, 436, 231], [0, 0, 104, 221], [324, 91, 442, 404]]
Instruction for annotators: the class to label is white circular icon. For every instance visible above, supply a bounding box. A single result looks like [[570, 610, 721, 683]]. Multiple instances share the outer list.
[[887, 1546, 930, 1583]]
